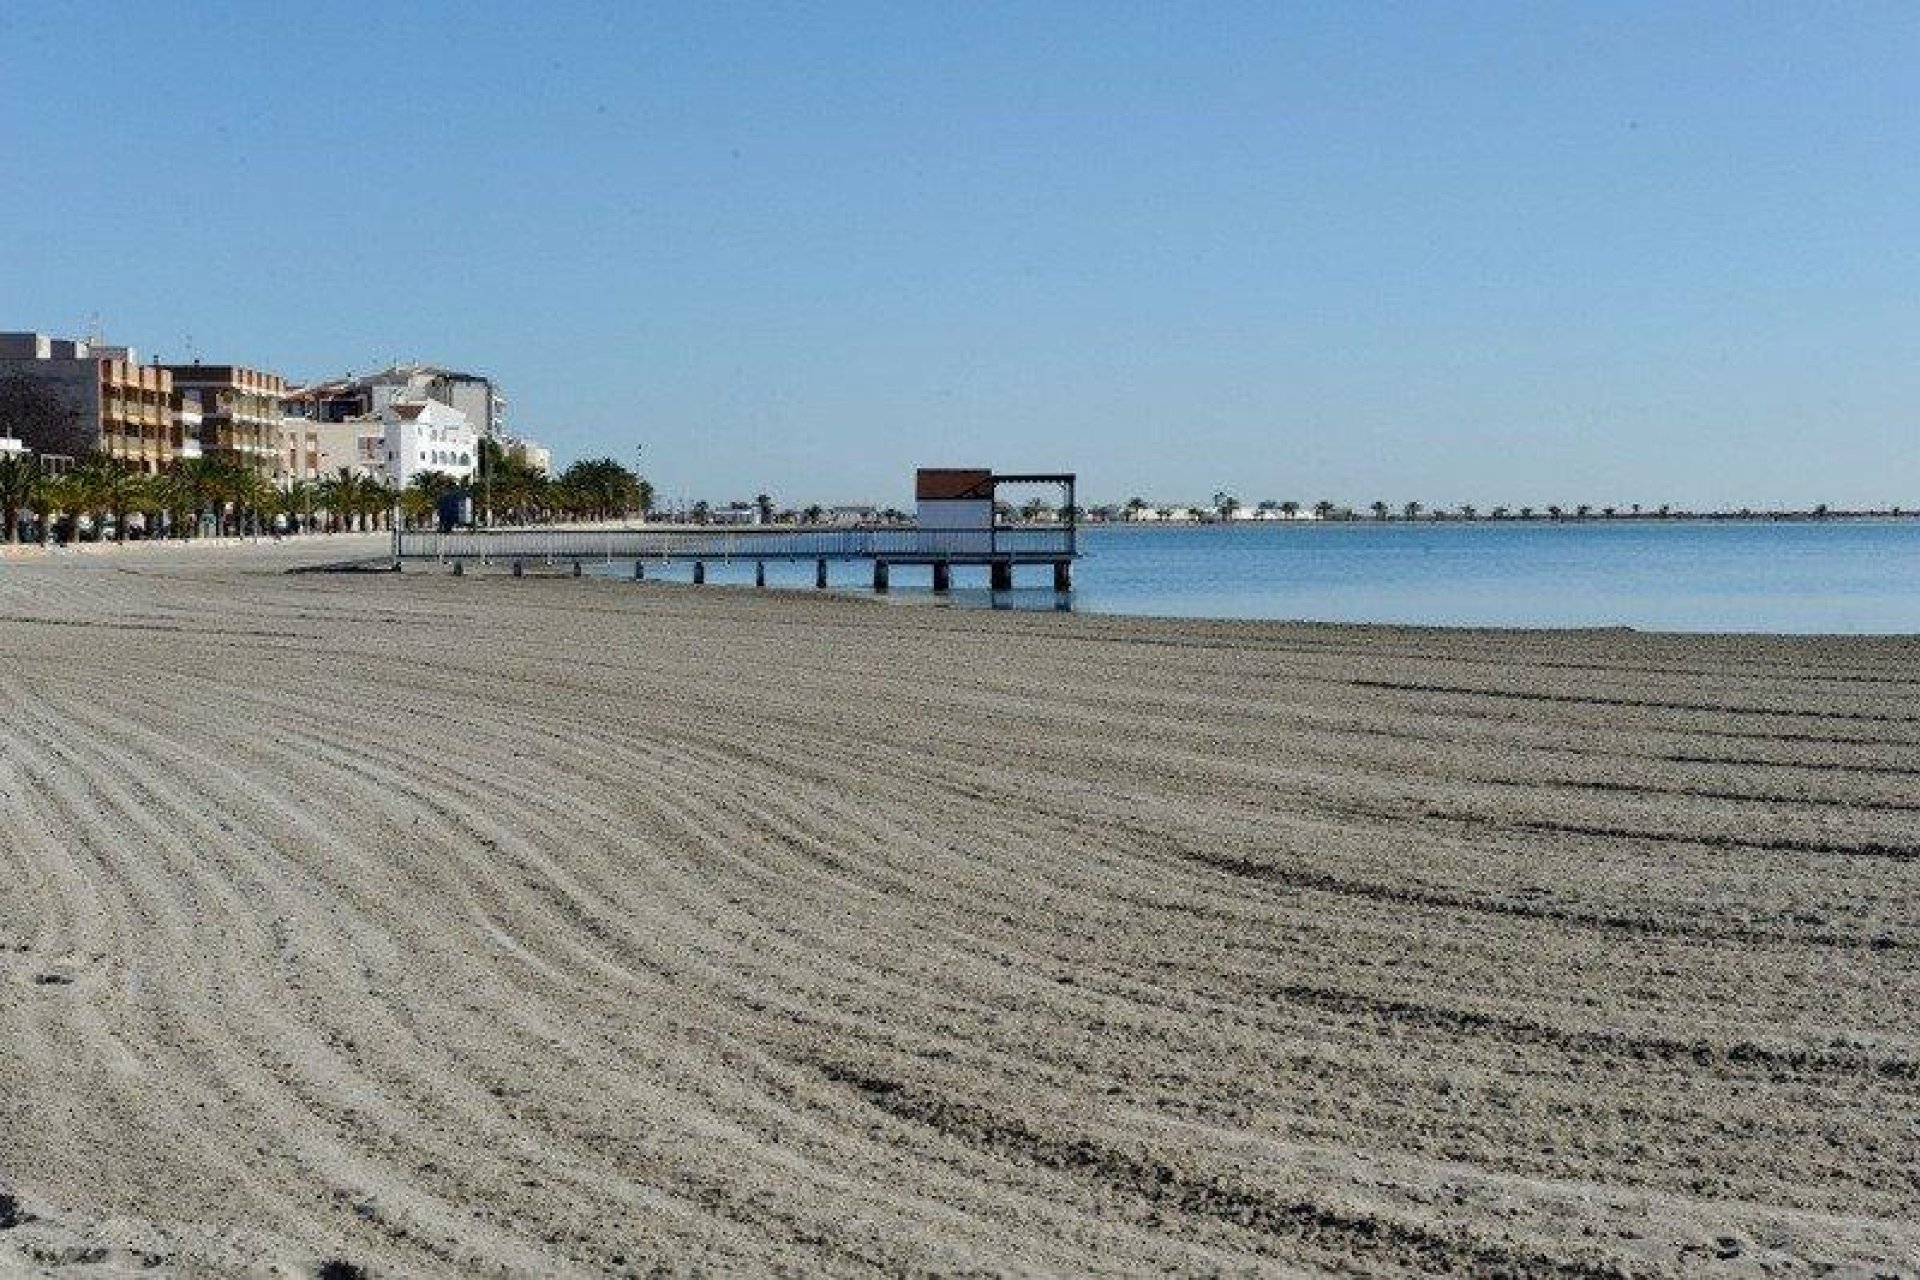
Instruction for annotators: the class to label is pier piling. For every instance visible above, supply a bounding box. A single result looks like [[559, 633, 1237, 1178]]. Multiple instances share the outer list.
[[815, 559, 828, 590], [932, 562, 952, 594], [873, 561, 889, 593], [512, 560, 524, 578], [1053, 560, 1072, 592], [633, 561, 645, 580], [755, 561, 766, 588], [990, 561, 1013, 592], [693, 561, 706, 585], [452, 561, 463, 577]]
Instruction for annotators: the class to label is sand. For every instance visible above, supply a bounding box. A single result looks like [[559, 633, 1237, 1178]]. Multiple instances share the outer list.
[[0, 539, 1915, 1277]]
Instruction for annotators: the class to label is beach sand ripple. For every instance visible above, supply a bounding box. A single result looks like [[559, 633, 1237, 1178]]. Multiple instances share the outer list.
[[0, 543, 1914, 1276]]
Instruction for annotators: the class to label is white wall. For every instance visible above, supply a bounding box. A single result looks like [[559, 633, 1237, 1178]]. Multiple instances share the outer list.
[[381, 400, 478, 488]]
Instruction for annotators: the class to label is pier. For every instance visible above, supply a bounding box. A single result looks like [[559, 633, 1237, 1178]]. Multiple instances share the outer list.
[[392, 469, 1079, 592]]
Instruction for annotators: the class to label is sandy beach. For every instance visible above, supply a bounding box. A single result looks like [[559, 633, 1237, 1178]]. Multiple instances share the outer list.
[[0, 540, 1915, 1277]]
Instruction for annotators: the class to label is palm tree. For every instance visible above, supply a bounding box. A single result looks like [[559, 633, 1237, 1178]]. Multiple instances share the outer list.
[[1370, 501, 1390, 521], [62, 457, 120, 540], [1402, 500, 1423, 521], [319, 467, 364, 533], [37, 471, 82, 544], [98, 461, 151, 541], [282, 479, 318, 534], [0, 452, 38, 544], [1313, 500, 1335, 520], [1458, 504, 1477, 521], [1279, 500, 1300, 519]]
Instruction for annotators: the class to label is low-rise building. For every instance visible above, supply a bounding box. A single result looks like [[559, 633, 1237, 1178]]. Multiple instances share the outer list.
[[0, 332, 184, 471], [504, 435, 551, 475], [378, 398, 477, 488], [276, 416, 383, 485]]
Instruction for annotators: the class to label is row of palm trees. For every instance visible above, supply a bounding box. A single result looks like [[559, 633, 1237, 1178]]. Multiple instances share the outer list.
[[0, 449, 659, 545], [0, 454, 411, 544]]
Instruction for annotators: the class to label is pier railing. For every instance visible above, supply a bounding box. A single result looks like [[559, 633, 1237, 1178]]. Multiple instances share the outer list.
[[395, 524, 1076, 563]]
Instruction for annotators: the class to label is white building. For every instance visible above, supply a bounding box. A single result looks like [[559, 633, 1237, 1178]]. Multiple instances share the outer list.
[[377, 399, 478, 488]]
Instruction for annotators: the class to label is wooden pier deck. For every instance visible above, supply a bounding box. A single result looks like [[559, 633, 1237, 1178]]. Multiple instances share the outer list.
[[393, 525, 1079, 591]]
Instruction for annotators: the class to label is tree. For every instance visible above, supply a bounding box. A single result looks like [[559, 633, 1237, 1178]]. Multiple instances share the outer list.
[[1313, 500, 1335, 520], [283, 479, 318, 534], [97, 460, 151, 541], [1458, 504, 1477, 521], [0, 374, 79, 454], [1280, 500, 1300, 518], [1370, 501, 1390, 521], [554, 458, 646, 521], [1402, 500, 1423, 521], [319, 467, 365, 533], [0, 452, 38, 544], [802, 504, 823, 524]]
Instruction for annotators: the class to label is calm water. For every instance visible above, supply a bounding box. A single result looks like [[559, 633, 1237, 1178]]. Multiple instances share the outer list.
[[608, 520, 1920, 633]]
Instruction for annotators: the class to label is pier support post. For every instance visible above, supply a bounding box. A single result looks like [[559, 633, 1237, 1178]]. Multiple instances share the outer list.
[[693, 560, 706, 585], [755, 561, 766, 588], [633, 560, 645, 580], [815, 559, 828, 589], [451, 560, 463, 577], [932, 561, 952, 594], [990, 561, 1013, 592], [873, 561, 889, 592], [512, 560, 524, 578], [1053, 560, 1072, 592]]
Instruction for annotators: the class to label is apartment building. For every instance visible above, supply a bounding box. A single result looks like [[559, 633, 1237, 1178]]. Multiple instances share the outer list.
[[286, 363, 506, 437], [0, 332, 187, 471], [161, 363, 286, 476]]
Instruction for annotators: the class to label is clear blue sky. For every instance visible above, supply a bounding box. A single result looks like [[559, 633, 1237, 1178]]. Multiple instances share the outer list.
[[4, 2, 1914, 509]]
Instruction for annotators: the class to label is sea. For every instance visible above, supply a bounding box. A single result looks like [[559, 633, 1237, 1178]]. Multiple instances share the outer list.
[[609, 519, 1920, 634]]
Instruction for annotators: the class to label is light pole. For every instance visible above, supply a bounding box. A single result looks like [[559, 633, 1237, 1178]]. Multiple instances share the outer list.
[[641, 443, 656, 529]]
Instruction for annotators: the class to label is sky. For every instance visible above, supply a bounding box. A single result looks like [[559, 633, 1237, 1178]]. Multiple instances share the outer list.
[[3, 2, 1915, 509]]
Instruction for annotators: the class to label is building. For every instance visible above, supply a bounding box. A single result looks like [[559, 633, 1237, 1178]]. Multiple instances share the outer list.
[[161, 364, 286, 476], [276, 416, 382, 485], [0, 332, 187, 472], [503, 435, 551, 475], [286, 363, 506, 439], [377, 398, 477, 489]]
